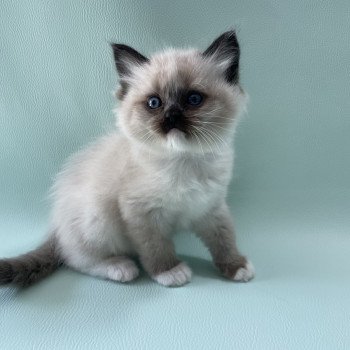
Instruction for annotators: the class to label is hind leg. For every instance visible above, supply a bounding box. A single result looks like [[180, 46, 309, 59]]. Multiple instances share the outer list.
[[57, 213, 139, 282], [85, 256, 139, 282], [67, 255, 140, 283]]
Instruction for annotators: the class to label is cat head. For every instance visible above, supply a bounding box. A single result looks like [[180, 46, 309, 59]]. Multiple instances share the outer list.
[[111, 31, 247, 154]]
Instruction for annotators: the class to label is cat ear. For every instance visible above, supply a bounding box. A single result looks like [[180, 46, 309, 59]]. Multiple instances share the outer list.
[[203, 30, 240, 84], [110, 43, 149, 78]]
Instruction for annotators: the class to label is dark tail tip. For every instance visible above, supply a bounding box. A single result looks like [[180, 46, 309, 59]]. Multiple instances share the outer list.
[[0, 260, 15, 284], [0, 235, 61, 288]]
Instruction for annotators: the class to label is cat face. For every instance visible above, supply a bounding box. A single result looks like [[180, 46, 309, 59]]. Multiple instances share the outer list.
[[112, 31, 247, 154]]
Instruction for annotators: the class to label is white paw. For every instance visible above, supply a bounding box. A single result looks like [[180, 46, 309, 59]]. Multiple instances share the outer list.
[[233, 260, 255, 282], [153, 262, 192, 287], [107, 260, 139, 282]]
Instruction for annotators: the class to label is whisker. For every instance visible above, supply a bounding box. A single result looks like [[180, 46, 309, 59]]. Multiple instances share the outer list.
[[205, 128, 229, 149], [195, 123, 230, 153], [138, 130, 153, 143], [211, 116, 234, 120], [192, 120, 227, 131], [192, 125, 216, 158], [190, 130, 204, 156], [195, 126, 222, 154], [193, 108, 224, 117]]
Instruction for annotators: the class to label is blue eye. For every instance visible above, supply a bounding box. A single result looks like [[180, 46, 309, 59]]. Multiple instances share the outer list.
[[187, 92, 203, 106], [147, 96, 162, 109]]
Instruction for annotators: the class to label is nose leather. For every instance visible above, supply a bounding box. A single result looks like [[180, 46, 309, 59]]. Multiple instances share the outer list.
[[163, 107, 184, 131], [165, 108, 182, 125]]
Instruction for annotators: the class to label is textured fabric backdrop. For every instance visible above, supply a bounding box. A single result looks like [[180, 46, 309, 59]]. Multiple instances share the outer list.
[[1, 1, 349, 349]]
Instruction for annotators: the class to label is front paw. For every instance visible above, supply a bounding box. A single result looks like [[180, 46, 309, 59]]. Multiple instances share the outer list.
[[152, 262, 192, 287], [217, 259, 255, 282]]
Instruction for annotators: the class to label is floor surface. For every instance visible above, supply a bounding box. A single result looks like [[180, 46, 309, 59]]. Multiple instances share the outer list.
[[1, 190, 349, 349]]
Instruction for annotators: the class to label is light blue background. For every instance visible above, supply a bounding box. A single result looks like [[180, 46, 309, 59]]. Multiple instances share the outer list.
[[1, 1, 349, 349]]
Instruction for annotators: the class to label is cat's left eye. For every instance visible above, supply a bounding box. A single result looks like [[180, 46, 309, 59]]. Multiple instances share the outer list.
[[187, 91, 203, 106], [147, 96, 162, 109]]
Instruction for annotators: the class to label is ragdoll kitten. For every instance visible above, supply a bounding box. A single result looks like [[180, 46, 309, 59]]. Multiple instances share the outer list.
[[0, 31, 254, 287]]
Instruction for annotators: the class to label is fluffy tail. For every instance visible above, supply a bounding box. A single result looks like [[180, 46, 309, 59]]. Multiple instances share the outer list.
[[0, 234, 61, 287]]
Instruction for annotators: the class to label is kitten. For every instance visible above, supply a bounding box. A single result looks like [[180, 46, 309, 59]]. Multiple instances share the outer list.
[[0, 31, 254, 287]]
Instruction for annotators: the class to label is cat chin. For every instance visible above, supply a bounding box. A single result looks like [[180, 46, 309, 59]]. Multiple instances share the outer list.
[[165, 129, 188, 151], [125, 130, 191, 155], [164, 129, 213, 155]]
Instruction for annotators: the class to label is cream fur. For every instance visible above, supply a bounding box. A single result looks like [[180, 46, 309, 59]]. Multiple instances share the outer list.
[[48, 43, 253, 286]]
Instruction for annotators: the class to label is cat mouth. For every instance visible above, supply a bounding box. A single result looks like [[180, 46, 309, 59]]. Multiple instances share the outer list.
[[163, 127, 189, 140], [167, 128, 185, 135], [166, 128, 187, 140], [165, 128, 187, 148]]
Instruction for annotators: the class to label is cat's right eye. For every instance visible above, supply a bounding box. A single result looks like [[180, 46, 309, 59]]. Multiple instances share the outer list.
[[147, 96, 162, 109]]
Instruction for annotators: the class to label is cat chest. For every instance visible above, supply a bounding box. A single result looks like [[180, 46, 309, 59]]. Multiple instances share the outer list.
[[122, 157, 231, 226], [153, 172, 226, 222]]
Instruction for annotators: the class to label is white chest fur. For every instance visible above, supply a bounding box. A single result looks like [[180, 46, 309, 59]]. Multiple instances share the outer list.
[[124, 150, 234, 229]]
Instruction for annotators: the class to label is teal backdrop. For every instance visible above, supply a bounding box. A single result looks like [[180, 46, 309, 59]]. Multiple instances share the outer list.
[[1, 1, 349, 349]]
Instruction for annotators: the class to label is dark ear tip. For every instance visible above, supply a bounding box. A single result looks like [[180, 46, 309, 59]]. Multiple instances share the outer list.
[[110, 42, 149, 79], [203, 30, 240, 84], [110, 43, 119, 56], [221, 30, 239, 43], [110, 43, 149, 61], [110, 43, 134, 53], [110, 43, 125, 53], [223, 29, 237, 36]]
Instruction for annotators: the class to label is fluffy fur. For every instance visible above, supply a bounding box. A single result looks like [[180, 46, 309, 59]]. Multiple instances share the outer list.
[[0, 31, 254, 287]]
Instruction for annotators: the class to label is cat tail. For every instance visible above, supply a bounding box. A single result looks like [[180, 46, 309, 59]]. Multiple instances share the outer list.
[[0, 233, 62, 287]]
